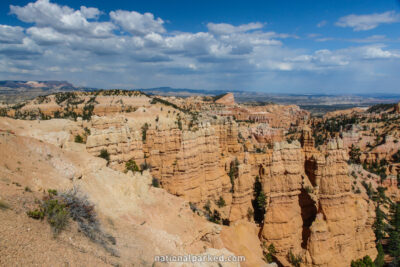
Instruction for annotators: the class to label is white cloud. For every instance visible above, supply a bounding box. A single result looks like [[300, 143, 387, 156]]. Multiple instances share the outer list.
[[0, 25, 25, 44], [349, 35, 386, 43], [10, 0, 115, 38], [207, 22, 264, 35], [336, 11, 400, 31], [2, 0, 400, 94], [27, 27, 70, 45], [80, 6, 101, 19], [361, 45, 400, 59], [0, 37, 42, 58], [287, 49, 349, 68], [110, 10, 165, 35]]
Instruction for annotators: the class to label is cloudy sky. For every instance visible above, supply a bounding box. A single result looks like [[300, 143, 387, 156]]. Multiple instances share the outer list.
[[1, 0, 400, 94]]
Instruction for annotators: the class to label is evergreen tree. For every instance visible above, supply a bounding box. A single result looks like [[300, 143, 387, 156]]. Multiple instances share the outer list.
[[374, 242, 384, 267], [252, 176, 266, 224], [392, 202, 400, 231], [349, 144, 361, 164], [388, 202, 400, 265], [351, 256, 375, 267], [374, 205, 385, 242], [388, 230, 400, 263]]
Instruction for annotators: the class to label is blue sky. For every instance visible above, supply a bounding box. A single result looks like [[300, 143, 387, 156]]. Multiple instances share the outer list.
[[0, 0, 400, 94]]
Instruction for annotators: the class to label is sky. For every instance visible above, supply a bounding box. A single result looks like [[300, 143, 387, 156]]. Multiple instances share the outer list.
[[0, 0, 400, 94]]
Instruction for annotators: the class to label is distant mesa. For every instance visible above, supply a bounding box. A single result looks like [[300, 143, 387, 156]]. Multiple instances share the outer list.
[[0, 80, 74, 89], [214, 92, 235, 106]]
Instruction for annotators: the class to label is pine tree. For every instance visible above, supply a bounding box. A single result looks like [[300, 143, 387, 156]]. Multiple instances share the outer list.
[[374, 205, 385, 242], [388, 230, 400, 263], [388, 202, 400, 265], [374, 243, 384, 267], [392, 202, 400, 231]]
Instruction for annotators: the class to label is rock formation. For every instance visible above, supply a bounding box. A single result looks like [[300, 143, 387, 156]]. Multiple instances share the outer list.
[[0, 91, 382, 266], [305, 139, 376, 266], [215, 93, 235, 106]]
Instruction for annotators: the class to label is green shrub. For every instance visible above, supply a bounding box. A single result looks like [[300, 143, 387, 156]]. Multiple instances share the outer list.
[[82, 104, 94, 121], [287, 250, 302, 267], [264, 243, 276, 263], [99, 149, 110, 162], [27, 197, 69, 235], [305, 186, 313, 194], [216, 196, 226, 208], [48, 189, 58, 196], [42, 199, 69, 234], [74, 134, 84, 143], [349, 144, 361, 164], [189, 202, 198, 213], [176, 116, 182, 131], [207, 209, 221, 224], [125, 159, 139, 173], [84, 127, 91, 135], [27, 209, 44, 219], [150, 97, 188, 113], [140, 162, 151, 172], [152, 177, 160, 188], [141, 123, 149, 142]]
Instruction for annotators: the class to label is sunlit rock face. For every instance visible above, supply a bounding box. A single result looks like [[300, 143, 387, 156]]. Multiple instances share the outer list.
[[0, 91, 380, 266]]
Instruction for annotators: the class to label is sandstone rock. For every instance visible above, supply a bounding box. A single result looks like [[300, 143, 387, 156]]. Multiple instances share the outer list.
[[215, 93, 235, 106], [0, 92, 381, 266]]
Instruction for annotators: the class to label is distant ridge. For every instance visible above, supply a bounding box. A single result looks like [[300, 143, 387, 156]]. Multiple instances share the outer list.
[[1, 81, 400, 110]]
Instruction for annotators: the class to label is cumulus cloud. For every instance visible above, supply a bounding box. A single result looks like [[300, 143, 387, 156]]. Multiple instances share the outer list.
[[361, 45, 400, 59], [207, 22, 264, 35], [110, 10, 165, 35], [336, 11, 400, 31], [10, 0, 115, 37], [27, 27, 70, 45], [0, 25, 25, 44], [80, 6, 101, 19], [1, 0, 400, 93], [287, 49, 349, 68], [0, 37, 42, 59]]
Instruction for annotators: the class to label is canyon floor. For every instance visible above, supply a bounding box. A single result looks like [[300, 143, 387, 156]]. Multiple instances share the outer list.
[[1, 91, 400, 266]]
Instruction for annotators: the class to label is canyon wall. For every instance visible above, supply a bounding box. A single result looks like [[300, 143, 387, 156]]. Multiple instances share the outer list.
[[83, 114, 377, 266]]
